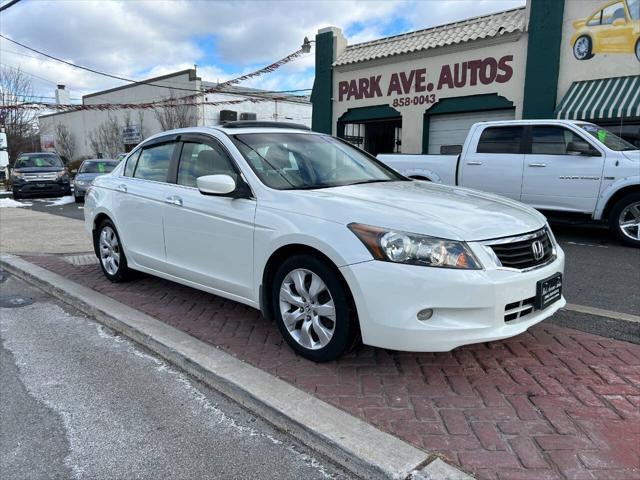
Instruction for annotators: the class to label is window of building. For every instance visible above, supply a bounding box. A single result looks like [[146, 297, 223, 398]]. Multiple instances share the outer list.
[[476, 126, 523, 154], [133, 143, 175, 182], [177, 141, 237, 187], [530, 126, 591, 155]]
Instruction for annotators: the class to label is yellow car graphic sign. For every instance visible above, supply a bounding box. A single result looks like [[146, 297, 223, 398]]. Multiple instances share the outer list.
[[570, 0, 640, 61]]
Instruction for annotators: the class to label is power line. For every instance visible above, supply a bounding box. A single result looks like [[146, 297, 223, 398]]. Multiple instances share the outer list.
[[0, 34, 311, 98], [0, 0, 22, 13]]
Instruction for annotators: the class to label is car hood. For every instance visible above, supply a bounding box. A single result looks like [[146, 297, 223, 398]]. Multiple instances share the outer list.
[[278, 181, 546, 242], [13, 166, 63, 173], [75, 173, 106, 181], [622, 150, 640, 162]]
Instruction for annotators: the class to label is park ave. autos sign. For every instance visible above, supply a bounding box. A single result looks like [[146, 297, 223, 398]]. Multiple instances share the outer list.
[[337, 55, 514, 108]]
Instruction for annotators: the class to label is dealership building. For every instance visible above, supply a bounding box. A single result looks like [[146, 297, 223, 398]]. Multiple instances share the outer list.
[[311, 0, 640, 155], [38, 69, 311, 159]]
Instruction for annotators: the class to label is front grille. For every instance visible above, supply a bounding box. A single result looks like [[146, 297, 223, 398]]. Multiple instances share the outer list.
[[504, 296, 535, 322], [23, 173, 58, 182], [488, 229, 553, 270]]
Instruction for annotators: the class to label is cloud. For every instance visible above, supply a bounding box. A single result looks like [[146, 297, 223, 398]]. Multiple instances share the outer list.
[[0, 0, 525, 100]]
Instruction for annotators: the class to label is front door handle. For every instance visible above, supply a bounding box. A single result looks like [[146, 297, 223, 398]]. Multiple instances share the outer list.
[[528, 163, 547, 168], [165, 195, 183, 206], [116, 184, 127, 193], [466, 161, 483, 166]]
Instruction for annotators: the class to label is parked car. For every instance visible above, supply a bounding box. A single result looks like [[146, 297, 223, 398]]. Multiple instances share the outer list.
[[85, 122, 565, 362], [570, 0, 640, 61], [73, 159, 119, 202], [11, 152, 71, 199], [379, 120, 640, 247]]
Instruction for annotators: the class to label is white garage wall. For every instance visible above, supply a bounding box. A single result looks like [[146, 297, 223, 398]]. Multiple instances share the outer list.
[[427, 108, 515, 154]]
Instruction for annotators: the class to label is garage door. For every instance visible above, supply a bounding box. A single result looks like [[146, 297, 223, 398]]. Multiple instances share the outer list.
[[427, 109, 515, 154]]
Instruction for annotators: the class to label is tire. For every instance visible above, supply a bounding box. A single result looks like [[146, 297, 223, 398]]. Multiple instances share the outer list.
[[573, 35, 593, 60], [635, 39, 640, 62], [96, 219, 133, 282], [12, 190, 21, 200], [271, 254, 358, 362], [74, 195, 82, 203], [608, 192, 640, 248]]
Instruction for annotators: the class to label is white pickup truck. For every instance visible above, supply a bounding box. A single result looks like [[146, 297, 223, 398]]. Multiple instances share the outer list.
[[379, 120, 640, 247]]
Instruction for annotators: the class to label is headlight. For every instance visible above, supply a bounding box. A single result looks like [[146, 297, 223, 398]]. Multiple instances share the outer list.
[[348, 223, 481, 269], [12, 171, 23, 178], [75, 179, 85, 186]]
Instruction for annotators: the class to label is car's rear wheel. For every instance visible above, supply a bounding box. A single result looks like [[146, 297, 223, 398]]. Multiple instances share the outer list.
[[272, 255, 358, 362], [609, 192, 640, 248], [97, 219, 133, 281], [573, 35, 593, 60], [635, 39, 640, 62]]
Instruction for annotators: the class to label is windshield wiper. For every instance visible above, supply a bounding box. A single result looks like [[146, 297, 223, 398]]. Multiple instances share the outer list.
[[348, 179, 395, 186]]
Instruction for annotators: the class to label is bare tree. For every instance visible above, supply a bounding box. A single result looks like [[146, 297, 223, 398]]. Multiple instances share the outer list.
[[0, 66, 38, 164], [153, 90, 197, 130], [88, 116, 122, 158], [54, 123, 76, 161]]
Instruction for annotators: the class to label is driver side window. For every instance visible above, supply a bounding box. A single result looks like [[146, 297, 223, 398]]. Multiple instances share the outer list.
[[530, 126, 591, 155], [177, 141, 237, 188]]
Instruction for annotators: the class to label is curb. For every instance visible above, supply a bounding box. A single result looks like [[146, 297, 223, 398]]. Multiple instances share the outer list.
[[0, 254, 473, 480]]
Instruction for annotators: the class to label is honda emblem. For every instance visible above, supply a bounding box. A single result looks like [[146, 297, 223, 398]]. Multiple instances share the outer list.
[[531, 240, 545, 261]]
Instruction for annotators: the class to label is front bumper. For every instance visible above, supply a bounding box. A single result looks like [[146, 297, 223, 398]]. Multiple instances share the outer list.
[[339, 246, 565, 352], [13, 181, 70, 197]]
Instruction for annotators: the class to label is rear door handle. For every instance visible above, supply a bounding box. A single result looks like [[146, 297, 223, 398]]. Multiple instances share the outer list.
[[466, 161, 483, 166], [528, 163, 547, 167], [165, 195, 183, 206], [116, 184, 127, 193]]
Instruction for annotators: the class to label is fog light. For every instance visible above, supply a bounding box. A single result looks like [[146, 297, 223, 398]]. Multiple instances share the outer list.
[[417, 308, 433, 321]]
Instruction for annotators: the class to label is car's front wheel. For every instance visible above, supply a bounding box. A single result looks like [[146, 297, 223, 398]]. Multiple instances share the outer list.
[[96, 219, 133, 282], [272, 255, 358, 362], [635, 39, 640, 62], [609, 192, 640, 247], [573, 35, 593, 60]]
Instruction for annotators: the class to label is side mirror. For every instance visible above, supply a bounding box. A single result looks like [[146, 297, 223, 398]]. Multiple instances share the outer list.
[[197, 174, 252, 198], [566, 141, 600, 157]]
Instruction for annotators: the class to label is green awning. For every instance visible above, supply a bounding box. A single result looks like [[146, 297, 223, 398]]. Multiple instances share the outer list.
[[555, 75, 640, 121]]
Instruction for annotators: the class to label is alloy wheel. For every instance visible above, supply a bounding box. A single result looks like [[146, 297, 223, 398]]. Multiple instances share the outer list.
[[619, 201, 640, 241], [279, 268, 336, 350], [574, 37, 589, 59], [99, 226, 121, 275]]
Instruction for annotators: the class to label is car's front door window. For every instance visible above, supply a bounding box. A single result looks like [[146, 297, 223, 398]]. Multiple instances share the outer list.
[[177, 141, 237, 187], [530, 126, 593, 155]]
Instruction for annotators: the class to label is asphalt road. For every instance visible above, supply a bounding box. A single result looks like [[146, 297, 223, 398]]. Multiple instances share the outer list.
[[0, 273, 351, 480]]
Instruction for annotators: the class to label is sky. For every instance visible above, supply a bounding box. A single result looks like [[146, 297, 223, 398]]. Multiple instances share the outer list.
[[0, 0, 525, 103]]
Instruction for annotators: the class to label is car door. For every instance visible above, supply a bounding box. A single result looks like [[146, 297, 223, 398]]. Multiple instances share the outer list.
[[162, 134, 256, 301], [520, 125, 605, 213], [112, 137, 177, 271], [458, 125, 525, 201], [595, 1, 633, 52]]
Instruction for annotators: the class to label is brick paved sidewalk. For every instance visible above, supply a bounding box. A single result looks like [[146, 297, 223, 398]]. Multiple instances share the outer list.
[[22, 255, 640, 480]]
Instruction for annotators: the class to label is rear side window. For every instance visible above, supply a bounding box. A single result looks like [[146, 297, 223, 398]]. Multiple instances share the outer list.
[[124, 150, 140, 177], [133, 143, 175, 182], [476, 127, 523, 154], [531, 126, 590, 155]]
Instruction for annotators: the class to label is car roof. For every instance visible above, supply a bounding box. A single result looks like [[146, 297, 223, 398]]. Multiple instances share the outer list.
[[142, 125, 320, 144], [20, 152, 59, 156], [473, 119, 593, 126], [84, 158, 117, 162]]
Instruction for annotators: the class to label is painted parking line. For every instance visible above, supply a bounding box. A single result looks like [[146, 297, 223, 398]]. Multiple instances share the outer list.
[[563, 303, 640, 323]]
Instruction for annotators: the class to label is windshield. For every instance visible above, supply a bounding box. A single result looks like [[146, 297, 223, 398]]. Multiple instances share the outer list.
[[579, 124, 637, 151], [14, 154, 63, 168], [79, 161, 117, 174], [629, 0, 638, 20], [231, 133, 405, 190]]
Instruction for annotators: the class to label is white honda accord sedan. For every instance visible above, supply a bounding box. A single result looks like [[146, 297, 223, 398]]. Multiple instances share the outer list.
[[84, 122, 565, 362]]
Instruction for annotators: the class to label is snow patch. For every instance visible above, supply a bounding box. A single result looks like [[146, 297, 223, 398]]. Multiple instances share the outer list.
[[0, 198, 32, 208], [47, 196, 75, 206]]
